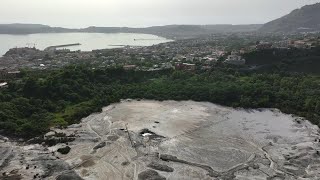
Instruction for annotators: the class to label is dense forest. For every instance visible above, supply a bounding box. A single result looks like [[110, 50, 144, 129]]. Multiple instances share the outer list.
[[0, 66, 320, 138]]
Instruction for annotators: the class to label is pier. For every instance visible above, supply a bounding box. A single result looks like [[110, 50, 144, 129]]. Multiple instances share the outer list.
[[44, 43, 81, 51], [109, 45, 142, 47], [134, 38, 162, 41]]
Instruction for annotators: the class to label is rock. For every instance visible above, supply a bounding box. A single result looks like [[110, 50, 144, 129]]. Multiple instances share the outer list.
[[33, 173, 39, 179], [160, 154, 179, 162], [93, 142, 106, 150], [138, 169, 166, 180], [28, 136, 75, 147], [57, 146, 71, 155], [45, 131, 56, 137], [267, 174, 285, 180], [121, 161, 130, 166], [140, 129, 165, 140], [252, 164, 259, 169], [0, 136, 9, 142], [147, 162, 174, 172], [0, 174, 22, 180], [56, 171, 83, 180]]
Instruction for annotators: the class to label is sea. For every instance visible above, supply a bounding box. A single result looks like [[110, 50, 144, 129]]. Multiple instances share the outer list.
[[0, 33, 172, 56]]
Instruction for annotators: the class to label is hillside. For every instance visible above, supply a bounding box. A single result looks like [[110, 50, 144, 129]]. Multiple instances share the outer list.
[[260, 3, 320, 33], [0, 23, 75, 34], [243, 46, 320, 74]]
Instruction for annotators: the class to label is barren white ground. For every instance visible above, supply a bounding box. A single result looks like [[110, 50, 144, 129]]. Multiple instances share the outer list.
[[1, 100, 320, 180]]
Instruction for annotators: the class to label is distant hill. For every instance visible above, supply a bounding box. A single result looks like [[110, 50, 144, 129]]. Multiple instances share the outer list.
[[259, 3, 320, 33], [0, 23, 262, 39], [140, 24, 262, 39], [0, 23, 75, 34], [79, 25, 213, 39]]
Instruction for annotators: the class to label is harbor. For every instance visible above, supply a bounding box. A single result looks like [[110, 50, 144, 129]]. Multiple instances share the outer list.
[[0, 33, 171, 56]]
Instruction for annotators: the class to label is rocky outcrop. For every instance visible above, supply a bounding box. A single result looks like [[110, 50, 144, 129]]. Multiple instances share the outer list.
[[57, 146, 71, 155], [147, 162, 174, 172], [138, 169, 166, 180], [56, 171, 83, 180]]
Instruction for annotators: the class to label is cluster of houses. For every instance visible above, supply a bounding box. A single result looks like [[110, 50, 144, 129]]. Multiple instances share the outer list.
[[257, 36, 320, 50], [0, 70, 20, 80], [0, 70, 20, 89], [225, 52, 246, 65]]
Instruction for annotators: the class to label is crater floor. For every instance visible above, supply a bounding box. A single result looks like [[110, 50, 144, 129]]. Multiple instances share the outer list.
[[1, 100, 320, 180]]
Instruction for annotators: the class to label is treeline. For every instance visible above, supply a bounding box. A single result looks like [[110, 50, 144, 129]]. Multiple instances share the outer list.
[[0, 66, 319, 138]]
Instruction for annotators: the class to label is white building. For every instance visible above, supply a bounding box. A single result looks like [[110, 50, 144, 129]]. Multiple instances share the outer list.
[[0, 82, 8, 88]]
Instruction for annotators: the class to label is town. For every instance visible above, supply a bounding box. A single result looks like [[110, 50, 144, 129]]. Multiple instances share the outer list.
[[1, 32, 320, 88]]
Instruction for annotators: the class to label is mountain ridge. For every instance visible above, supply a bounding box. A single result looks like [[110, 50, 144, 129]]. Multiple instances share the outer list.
[[0, 23, 262, 39], [259, 3, 320, 33]]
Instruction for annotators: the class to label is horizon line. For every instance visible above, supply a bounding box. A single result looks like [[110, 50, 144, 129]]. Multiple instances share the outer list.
[[0, 23, 264, 29]]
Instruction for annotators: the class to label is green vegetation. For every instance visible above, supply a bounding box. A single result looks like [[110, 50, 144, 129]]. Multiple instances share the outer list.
[[0, 66, 319, 138]]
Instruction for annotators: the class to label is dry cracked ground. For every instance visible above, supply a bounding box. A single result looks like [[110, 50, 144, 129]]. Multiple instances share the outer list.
[[1, 100, 320, 180]]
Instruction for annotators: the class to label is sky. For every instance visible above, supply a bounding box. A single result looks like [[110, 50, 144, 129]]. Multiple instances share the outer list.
[[0, 0, 319, 28]]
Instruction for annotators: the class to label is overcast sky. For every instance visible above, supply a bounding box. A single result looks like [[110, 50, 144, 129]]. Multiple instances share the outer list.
[[0, 0, 319, 28]]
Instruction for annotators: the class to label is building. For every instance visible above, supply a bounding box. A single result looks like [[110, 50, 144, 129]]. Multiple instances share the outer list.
[[256, 42, 272, 50], [0, 70, 21, 80], [273, 40, 291, 48], [0, 82, 8, 89], [161, 63, 173, 69], [293, 41, 309, 49], [123, 65, 137, 70], [175, 63, 196, 71], [225, 55, 246, 65]]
